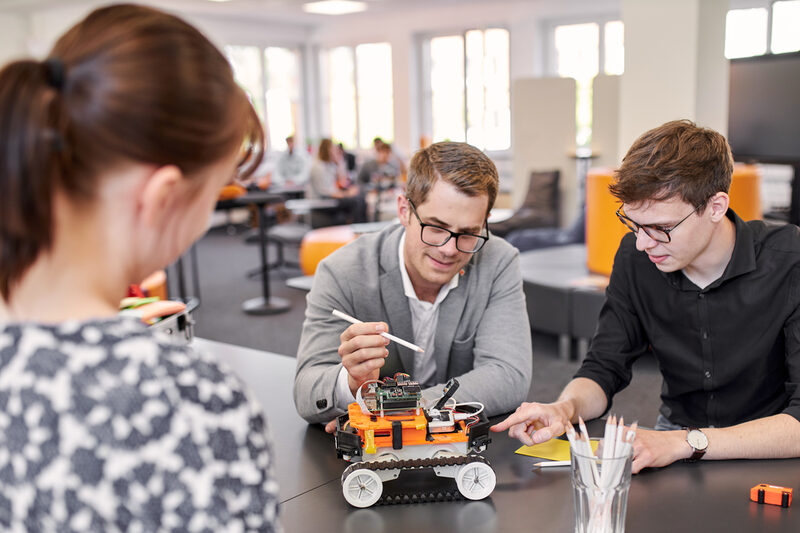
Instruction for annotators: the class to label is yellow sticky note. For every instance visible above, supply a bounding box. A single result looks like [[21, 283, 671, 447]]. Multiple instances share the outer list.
[[515, 438, 599, 461]]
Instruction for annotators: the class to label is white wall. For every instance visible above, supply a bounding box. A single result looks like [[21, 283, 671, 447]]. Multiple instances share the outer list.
[[512, 77, 577, 225], [0, 13, 27, 65]]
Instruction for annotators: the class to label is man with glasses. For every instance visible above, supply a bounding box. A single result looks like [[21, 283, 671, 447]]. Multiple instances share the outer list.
[[294, 142, 532, 427], [495, 119, 800, 472]]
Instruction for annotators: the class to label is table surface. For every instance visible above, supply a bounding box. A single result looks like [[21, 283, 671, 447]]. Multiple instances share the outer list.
[[194, 338, 800, 533]]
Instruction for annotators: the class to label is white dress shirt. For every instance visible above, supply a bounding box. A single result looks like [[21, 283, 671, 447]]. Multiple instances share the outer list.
[[334, 230, 459, 409]]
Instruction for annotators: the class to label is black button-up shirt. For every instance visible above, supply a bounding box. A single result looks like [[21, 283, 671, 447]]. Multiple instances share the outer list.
[[576, 210, 800, 428]]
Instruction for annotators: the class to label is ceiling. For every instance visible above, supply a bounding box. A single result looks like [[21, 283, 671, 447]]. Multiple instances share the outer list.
[[0, 0, 487, 25]]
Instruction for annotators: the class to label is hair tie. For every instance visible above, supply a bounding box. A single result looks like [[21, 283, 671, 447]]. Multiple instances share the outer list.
[[43, 57, 65, 90]]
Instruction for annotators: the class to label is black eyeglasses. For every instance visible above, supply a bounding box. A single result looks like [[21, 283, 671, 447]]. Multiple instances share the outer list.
[[407, 199, 489, 253], [615, 205, 702, 243]]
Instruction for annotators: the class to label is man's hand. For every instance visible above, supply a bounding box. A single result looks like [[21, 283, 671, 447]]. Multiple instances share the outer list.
[[338, 321, 390, 396], [630, 428, 691, 473], [325, 419, 337, 433], [489, 401, 575, 446]]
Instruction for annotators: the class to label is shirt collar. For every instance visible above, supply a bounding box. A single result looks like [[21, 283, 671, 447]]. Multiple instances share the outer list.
[[398, 231, 459, 304], [665, 208, 756, 290]]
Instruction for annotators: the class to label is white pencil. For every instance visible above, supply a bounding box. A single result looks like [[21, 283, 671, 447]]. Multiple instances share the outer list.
[[332, 309, 425, 353], [532, 460, 571, 469]]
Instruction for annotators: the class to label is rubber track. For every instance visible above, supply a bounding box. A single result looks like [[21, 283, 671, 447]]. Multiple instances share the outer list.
[[341, 455, 491, 505]]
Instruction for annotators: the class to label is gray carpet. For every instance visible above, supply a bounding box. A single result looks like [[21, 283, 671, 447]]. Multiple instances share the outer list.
[[184, 224, 663, 426]]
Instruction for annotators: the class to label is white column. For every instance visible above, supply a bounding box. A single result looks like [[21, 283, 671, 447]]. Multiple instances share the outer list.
[[618, 0, 728, 163]]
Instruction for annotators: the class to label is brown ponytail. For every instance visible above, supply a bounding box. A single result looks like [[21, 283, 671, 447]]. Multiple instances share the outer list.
[[0, 60, 67, 299], [0, 4, 264, 300]]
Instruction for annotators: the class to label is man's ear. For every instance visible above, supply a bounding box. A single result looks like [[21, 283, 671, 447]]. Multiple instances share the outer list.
[[707, 191, 730, 222], [138, 165, 184, 227], [397, 195, 411, 228]]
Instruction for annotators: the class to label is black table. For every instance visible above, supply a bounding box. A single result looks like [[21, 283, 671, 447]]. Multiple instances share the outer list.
[[194, 338, 800, 533], [217, 192, 291, 315]]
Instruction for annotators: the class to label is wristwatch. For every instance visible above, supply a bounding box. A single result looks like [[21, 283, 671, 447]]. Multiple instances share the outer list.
[[685, 428, 708, 462]]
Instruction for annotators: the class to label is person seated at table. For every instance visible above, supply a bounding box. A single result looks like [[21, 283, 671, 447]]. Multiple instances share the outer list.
[[373, 136, 407, 178], [357, 141, 400, 187], [493, 119, 800, 473], [274, 134, 310, 187], [294, 141, 532, 429], [0, 5, 280, 530], [309, 138, 366, 223]]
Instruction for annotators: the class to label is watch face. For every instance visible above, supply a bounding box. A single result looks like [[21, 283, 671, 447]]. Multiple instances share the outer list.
[[687, 429, 708, 450]]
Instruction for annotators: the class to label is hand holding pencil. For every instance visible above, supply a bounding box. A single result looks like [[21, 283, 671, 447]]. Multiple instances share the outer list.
[[332, 309, 423, 397]]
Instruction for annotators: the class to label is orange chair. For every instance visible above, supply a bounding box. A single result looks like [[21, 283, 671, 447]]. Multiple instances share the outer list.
[[728, 164, 762, 221], [218, 184, 246, 201], [586, 165, 763, 276], [299, 225, 358, 275], [586, 169, 628, 277]]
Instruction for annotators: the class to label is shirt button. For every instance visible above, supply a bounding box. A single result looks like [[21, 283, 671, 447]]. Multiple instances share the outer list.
[[698, 293, 705, 299], [702, 331, 708, 339], [704, 370, 712, 379]]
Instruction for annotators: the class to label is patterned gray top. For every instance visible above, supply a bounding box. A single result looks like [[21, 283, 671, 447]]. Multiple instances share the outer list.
[[0, 317, 280, 532]]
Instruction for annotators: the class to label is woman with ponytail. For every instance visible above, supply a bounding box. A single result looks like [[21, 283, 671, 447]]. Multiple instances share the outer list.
[[0, 5, 280, 531]]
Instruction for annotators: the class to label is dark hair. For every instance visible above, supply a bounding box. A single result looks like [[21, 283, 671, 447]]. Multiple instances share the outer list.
[[610, 119, 733, 208], [0, 4, 263, 299], [405, 142, 498, 214]]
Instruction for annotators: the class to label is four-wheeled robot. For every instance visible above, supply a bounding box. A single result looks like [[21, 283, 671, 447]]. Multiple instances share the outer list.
[[334, 373, 496, 507]]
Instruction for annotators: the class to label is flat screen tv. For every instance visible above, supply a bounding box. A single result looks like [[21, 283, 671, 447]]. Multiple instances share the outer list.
[[728, 51, 800, 164]]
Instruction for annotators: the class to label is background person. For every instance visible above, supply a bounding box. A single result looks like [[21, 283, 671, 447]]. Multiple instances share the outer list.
[[273, 134, 310, 187], [0, 5, 280, 531], [294, 141, 532, 428], [493, 120, 800, 473], [308, 138, 366, 223]]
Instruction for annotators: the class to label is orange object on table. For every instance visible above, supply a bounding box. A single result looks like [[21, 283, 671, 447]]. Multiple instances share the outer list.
[[299, 225, 357, 275], [750, 483, 792, 507]]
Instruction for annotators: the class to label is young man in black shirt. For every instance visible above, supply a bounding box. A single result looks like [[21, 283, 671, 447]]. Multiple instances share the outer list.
[[493, 119, 800, 473]]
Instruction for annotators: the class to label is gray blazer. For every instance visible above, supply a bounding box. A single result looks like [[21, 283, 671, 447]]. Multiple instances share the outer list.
[[293, 223, 533, 424]]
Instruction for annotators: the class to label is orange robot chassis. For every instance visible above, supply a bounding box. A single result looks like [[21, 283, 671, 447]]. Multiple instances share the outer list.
[[334, 374, 495, 507]]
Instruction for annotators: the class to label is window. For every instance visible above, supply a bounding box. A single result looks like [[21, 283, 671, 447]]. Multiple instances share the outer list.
[[322, 42, 394, 149], [725, 8, 768, 58], [771, 0, 800, 54], [225, 45, 304, 152], [422, 28, 510, 152], [548, 19, 624, 147], [725, 1, 800, 59]]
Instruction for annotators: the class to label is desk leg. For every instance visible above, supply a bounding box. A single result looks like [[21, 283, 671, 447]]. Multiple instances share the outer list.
[[242, 203, 291, 315]]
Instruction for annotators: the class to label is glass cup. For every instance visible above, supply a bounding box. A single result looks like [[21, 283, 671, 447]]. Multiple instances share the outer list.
[[570, 439, 633, 533]]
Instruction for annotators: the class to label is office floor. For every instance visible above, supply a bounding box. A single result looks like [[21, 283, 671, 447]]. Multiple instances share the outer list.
[[187, 224, 664, 427]]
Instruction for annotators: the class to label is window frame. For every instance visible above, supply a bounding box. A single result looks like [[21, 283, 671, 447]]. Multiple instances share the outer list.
[[417, 25, 512, 157], [541, 13, 623, 79]]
